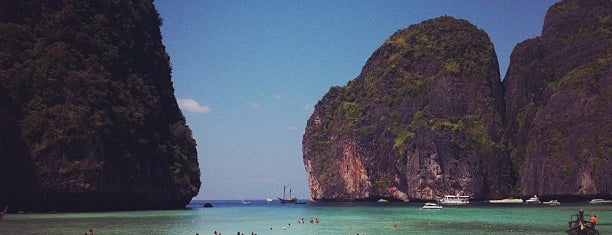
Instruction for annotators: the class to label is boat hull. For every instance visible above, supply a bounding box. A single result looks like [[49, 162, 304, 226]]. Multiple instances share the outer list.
[[566, 226, 599, 235], [422, 203, 442, 209], [438, 201, 468, 205], [489, 199, 523, 204], [278, 198, 298, 204], [525, 200, 541, 204], [437, 195, 470, 205]]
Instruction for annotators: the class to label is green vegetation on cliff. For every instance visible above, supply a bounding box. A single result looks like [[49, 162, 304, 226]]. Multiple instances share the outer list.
[[0, 0, 200, 211]]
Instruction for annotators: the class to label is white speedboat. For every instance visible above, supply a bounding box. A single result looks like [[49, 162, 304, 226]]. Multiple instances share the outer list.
[[525, 195, 541, 204], [589, 199, 612, 204], [543, 200, 560, 206], [489, 198, 524, 204], [422, 202, 442, 209], [437, 194, 470, 205]]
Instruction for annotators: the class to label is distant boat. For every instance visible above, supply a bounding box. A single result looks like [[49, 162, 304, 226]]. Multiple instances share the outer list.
[[241, 200, 251, 205], [377, 199, 389, 203], [543, 200, 560, 206], [278, 185, 298, 204], [588, 198, 612, 204], [437, 194, 470, 205], [489, 198, 524, 204], [266, 198, 273, 202], [525, 195, 541, 204], [422, 202, 442, 209]]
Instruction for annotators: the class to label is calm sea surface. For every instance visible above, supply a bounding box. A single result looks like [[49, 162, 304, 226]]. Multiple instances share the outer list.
[[1, 200, 611, 234]]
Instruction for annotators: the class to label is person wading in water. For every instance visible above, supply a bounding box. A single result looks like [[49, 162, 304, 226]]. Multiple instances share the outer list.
[[0, 204, 8, 220]]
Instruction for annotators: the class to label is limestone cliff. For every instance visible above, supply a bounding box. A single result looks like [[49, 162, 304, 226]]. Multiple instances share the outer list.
[[503, 0, 611, 197], [304, 0, 611, 202], [303, 17, 511, 201], [0, 0, 200, 211]]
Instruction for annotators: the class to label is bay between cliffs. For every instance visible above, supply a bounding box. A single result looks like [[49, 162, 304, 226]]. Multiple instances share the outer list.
[[1, 200, 611, 234]]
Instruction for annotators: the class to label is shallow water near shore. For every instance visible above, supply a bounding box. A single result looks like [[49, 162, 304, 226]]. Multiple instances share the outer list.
[[1, 200, 611, 234]]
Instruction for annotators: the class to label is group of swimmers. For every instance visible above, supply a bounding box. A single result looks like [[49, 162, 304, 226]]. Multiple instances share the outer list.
[[207, 231, 256, 235], [202, 217, 400, 235], [203, 217, 321, 235], [297, 217, 319, 224]]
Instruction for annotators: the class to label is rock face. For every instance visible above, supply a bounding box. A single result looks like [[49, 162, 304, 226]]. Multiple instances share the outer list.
[[304, 0, 611, 202], [503, 0, 611, 197], [0, 0, 200, 211], [303, 17, 511, 201]]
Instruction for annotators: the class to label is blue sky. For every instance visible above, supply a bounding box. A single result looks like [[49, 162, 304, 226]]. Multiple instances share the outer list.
[[153, 0, 559, 200]]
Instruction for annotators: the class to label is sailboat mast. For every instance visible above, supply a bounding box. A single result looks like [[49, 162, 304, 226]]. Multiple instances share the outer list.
[[283, 185, 286, 199]]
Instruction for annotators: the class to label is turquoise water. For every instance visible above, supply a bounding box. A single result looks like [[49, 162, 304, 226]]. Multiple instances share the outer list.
[[1, 200, 611, 234]]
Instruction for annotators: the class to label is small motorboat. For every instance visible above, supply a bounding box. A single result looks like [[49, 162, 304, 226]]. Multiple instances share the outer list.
[[422, 202, 443, 209], [543, 200, 560, 206], [525, 195, 541, 204], [589, 199, 612, 204]]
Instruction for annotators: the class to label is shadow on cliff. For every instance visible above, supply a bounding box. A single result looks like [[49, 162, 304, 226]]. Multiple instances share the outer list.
[[0, 83, 36, 212]]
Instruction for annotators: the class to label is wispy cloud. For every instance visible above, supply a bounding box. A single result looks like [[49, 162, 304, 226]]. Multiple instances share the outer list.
[[272, 93, 283, 100], [247, 102, 262, 109], [177, 98, 211, 113], [303, 103, 313, 112]]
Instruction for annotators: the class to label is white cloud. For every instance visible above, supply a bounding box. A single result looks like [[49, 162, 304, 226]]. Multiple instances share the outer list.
[[272, 93, 283, 99], [247, 102, 262, 109], [303, 103, 313, 112], [177, 98, 211, 113]]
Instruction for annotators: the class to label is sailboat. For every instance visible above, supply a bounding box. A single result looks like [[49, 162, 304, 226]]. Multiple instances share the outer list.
[[278, 185, 298, 204]]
